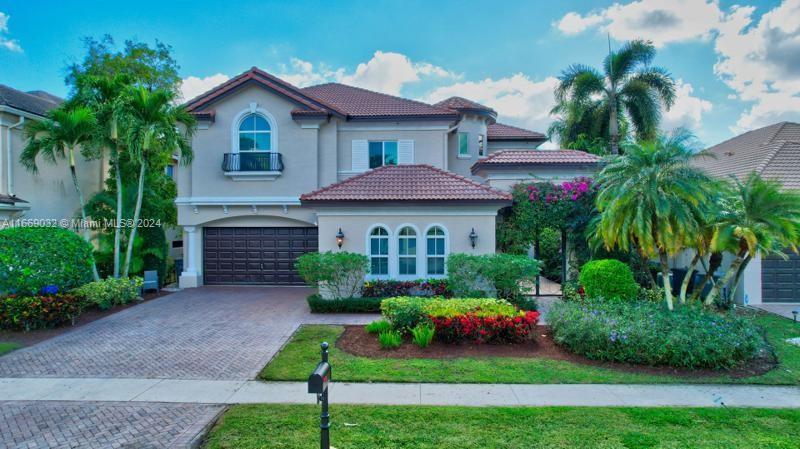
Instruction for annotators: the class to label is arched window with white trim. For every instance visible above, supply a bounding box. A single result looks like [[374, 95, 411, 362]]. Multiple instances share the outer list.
[[238, 113, 272, 151], [369, 227, 389, 276], [398, 226, 417, 276], [426, 226, 447, 275]]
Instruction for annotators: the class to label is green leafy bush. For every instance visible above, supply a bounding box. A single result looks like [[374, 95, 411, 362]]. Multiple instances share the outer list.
[[547, 299, 763, 369], [366, 320, 391, 334], [0, 227, 94, 295], [446, 253, 540, 301], [578, 259, 638, 300], [296, 252, 369, 299], [411, 324, 435, 348], [378, 330, 402, 349], [71, 277, 143, 310], [380, 296, 519, 332], [306, 295, 383, 313], [0, 294, 83, 331], [561, 281, 584, 302], [380, 296, 435, 331]]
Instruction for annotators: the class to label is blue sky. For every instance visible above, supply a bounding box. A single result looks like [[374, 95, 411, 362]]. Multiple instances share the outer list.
[[1, 0, 798, 147]]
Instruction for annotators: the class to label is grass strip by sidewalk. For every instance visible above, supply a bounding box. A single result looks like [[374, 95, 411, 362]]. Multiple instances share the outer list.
[[260, 313, 800, 385], [0, 342, 20, 356], [204, 404, 800, 449]]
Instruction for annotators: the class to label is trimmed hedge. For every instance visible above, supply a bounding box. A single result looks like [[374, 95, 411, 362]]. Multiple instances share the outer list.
[[579, 259, 638, 300], [306, 295, 383, 313], [548, 299, 763, 370], [362, 279, 451, 298], [0, 227, 94, 295], [72, 277, 143, 310]]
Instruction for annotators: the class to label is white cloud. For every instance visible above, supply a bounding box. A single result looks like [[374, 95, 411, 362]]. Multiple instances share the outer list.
[[554, 0, 726, 47], [423, 74, 560, 135], [179, 73, 230, 102], [0, 12, 22, 53], [661, 80, 713, 131]]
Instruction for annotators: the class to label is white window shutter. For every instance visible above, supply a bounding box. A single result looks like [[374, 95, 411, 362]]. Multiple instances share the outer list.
[[398, 140, 414, 164], [352, 140, 369, 171]]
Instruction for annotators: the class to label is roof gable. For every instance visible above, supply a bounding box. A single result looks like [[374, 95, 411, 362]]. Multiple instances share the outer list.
[[0, 84, 62, 117]]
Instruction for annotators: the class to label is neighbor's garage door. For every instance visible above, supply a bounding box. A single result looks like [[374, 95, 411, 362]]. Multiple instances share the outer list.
[[203, 227, 318, 285], [762, 251, 800, 303]]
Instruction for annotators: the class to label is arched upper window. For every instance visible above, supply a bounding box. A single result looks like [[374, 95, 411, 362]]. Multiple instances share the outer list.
[[426, 226, 446, 275], [398, 226, 417, 276], [238, 113, 271, 151], [369, 227, 389, 276]]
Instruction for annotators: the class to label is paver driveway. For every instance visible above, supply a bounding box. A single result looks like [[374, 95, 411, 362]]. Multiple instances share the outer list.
[[0, 287, 375, 380]]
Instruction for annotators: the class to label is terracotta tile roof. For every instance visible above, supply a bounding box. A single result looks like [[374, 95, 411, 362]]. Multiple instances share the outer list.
[[0, 85, 62, 117], [487, 123, 546, 141], [300, 164, 512, 203], [434, 96, 495, 113], [471, 150, 601, 173], [694, 122, 800, 189], [301, 83, 458, 121]]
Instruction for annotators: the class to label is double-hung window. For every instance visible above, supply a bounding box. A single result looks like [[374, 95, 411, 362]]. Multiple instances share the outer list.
[[368, 141, 398, 169], [458, 132, 469, 157], [398, 226, 417, 276], [369, 227, 389, 276], [426, 227, 446, 275]]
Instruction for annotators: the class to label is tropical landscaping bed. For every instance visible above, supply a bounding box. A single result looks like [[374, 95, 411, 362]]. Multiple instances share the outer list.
[[203, 404, 800, 449]]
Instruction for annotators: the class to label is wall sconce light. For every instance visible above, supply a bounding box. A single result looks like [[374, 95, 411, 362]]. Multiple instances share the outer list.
[[335, 228, 345, 248], [469, 228, 478, 248]]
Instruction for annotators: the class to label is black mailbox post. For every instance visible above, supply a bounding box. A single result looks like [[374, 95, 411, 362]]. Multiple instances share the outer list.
[[308, 342, 331, 449]]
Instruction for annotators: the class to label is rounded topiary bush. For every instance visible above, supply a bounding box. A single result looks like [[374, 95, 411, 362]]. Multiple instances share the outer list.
[[547, 299, 763, 370], [0, 227, 94, 295], [579, 259, 638, 300]]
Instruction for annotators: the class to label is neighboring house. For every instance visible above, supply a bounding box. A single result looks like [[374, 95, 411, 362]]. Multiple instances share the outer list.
[[686, 121, 800, 304], [0, 85, 104, 222], [177, 67, 598, 288], [471, 150, 601, 190]]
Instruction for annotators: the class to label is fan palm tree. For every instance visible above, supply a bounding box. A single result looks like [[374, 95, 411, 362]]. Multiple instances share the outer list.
[[73, 73, 132, 277], [21, 105, 101, 281], [116, 86, 195, 277], [593, 130, 714, 310], [554, 39, 676, 154], [705, 174, 800, 305]]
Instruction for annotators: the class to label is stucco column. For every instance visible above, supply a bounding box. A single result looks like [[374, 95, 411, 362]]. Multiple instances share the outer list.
[[179, 226, 202, 288]]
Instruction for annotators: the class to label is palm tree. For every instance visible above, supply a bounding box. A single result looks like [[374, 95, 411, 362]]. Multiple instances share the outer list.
[[116, 86, 195, 277], [706, 174, 800, 305], [73, 73, 131, 277], [554, 40, 676, 154], [21, 105, 101, 280], [593, 130, 714, 310]]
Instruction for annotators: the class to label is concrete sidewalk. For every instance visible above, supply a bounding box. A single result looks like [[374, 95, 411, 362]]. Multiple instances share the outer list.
[[2, 377, 799, 408]]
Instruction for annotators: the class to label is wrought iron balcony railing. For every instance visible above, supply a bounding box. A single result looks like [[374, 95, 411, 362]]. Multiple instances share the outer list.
[[222, 152, 284, 172]]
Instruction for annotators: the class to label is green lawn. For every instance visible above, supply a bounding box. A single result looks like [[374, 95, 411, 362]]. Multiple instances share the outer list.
[[260, 313, 800, 385], [0, 342, 20, 356], [204, 404, 800, 449]]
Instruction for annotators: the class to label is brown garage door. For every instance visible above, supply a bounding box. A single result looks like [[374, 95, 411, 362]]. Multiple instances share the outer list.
[[203, 227, 318, 285], [762, 251, 800, 303]]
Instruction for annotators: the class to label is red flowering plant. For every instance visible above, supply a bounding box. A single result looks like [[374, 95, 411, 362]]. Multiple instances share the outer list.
[[363, 279, 451, 298], [424, 298, 540, 344], [0, 294, 84, 331]]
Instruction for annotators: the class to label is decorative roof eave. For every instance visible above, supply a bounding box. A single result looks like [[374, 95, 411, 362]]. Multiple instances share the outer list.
[[300, 198, 512, 207], [0, 194, 29, 205], [487, 135, 547, 142], [344, 113, 459, 122], [470, 161, 600, 174]]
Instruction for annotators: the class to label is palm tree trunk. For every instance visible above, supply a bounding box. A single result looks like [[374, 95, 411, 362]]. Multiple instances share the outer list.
[[122, 161, 146, 277], [658, 250, 673, 311], [691, 252, 722, 301], [727, 255, 752, 304], [609, 89, 620, 155], [68, 146, 100, 281], [679, 252, 702, 304], [704, 250, 747, 306], [113, 148, 123, 278]]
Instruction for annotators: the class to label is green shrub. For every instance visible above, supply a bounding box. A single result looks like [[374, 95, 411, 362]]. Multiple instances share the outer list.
[[424, 298, 517, 318], [410, 324, 435, 348], [446, 253, 540, 301], [579, 259, 638, 300], [547, 299, 763, 370], [0, 227, 94, 295], [71, 277, 143, 310], [306, 295, 383, 313], [296, 252, 369, 299], [378, 330, 402, 349], [380, 296, 435, 331], [0, 294, 83, 331], [562, 281, 584, 302], [365, 320, 391, 334]]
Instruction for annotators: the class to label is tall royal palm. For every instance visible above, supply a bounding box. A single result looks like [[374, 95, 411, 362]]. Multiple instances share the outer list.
[[706, 174, 800, 305], [554, 40, 676, 154], [593, 131, 714, 310], [116, 86, 195, 277], [21, 105, 101, 280]]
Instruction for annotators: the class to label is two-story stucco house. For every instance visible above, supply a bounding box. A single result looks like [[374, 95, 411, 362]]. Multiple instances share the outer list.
[[177, 67, 599, 288]]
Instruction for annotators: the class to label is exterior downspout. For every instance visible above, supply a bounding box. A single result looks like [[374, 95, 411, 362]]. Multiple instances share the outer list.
[[7, 116, 24, 195]]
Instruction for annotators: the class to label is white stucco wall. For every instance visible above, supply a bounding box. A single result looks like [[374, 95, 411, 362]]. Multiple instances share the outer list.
[[447, 115, 490, 179]]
